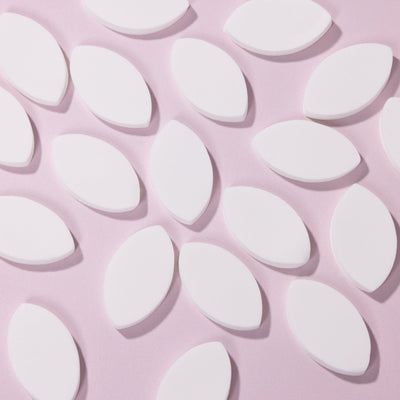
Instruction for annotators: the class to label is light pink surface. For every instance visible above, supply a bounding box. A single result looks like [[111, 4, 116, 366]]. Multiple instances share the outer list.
[[0, 0, 399, 399]]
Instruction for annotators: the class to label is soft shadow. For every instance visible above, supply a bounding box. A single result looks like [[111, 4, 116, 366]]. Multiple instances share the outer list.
[[332, 324, 379, 384], [268, 229, 319, 277], [75, 345, 88, 400], [116, 7, 197, 40], [228, 356, 240, 400], [119, 242, 180, 338], [188, 152, 221, 232], [38, 49, 74, 114], [317, 57, 400, 127], [280, 158, 369, 192], [6, 237, 83, 272], [212, 75, 256, 129], [251, 23, 342, 63], [0, 117, 41, 174], [220, 285, 270, 339], [91, 174, 148, 221], [368, 218, 400, 302]]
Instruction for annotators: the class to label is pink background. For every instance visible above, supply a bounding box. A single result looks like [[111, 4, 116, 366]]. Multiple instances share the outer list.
[[0, 0, 399, 398]]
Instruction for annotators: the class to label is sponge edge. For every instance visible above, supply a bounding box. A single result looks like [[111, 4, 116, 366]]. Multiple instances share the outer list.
[[223, 186, 310, 268], [8, 303, 80, 400], [330, 184, 397, 293], [149, 120, 213, 225], [0, 13, 68, 106], [224, 0, 332, 56], [0, 87, 34, 167], [157, 342, 231, 400], [52, 134, 140, 213], [104, 225, 175, 329], [70, 45, 152, 128], [380, 97, 400, 173], [252, 120, 360, 183], [0, 196, 74, 265], [286, 280, 371, 376], [179, 242, 262, 330], [303, 43, 393, 120], [83, 0, 190, 35], [171, 38, 248, 122]]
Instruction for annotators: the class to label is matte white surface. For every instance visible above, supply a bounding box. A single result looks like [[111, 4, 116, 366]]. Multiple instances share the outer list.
[[157, 342, 231, 400], [83, 0, 189, 35], [104, 225, 174, 329], [253, 120, 360, 182], [0, 13, 68, 105], [304, 43, 392, 120], [179, 242, 262, 330], [150, 120, 213, 225], [330, 184, 396, 292], [70, 45, 151, 127], [8, 303, 80, 400], [0, 196, 74, 265], [286, 280, 371, 376], [223, 186, 310, 268], [52, 134, 140, 213], [224, 0, 331, 56], [0, 87, 34, 167], [171, 38, 248, 122], [380, 97, 400, 172]]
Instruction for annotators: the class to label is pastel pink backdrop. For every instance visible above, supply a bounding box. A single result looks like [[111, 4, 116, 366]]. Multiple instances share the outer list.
[[0, 0, 399, 399]]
